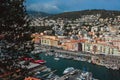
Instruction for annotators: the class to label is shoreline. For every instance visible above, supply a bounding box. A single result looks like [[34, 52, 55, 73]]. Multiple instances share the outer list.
[[32, 44, 120, 70]]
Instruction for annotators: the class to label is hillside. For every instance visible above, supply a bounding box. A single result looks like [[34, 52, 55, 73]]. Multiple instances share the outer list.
[[27, 11, 52, 18], [48, 9, 120, 19]]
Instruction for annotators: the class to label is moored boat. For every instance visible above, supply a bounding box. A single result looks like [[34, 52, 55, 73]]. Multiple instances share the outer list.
[[63, 67, 75, 74], [54, 57, 60, 61], [33, 60, 46, 64]]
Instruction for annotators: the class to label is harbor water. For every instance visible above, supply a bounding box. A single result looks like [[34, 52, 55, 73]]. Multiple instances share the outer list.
[[38, 53, 120, 80]]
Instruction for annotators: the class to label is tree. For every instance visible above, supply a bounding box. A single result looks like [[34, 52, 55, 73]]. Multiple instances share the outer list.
[[0, 0, 33, 79], [0, 0, 34, 55]]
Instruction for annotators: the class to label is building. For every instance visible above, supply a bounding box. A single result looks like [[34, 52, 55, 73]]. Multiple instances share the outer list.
[[31, 33, 41, 44], [40, 36, 59, 48], [63, 40, 83, 51], [24, 77, 40, 80], [82, 42, 93, 53], [112, 40, 120, 51], [82, 42, 120, 56]]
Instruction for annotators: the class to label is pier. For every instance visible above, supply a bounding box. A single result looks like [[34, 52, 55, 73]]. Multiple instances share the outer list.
[[41, 70, 57, 78], [42, 48, 120, 70], [58, 69, 97, 80], [32, 43, 120, 70]]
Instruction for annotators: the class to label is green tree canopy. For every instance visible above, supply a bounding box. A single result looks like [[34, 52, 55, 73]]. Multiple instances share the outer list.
[[0, 0, 33, 79]]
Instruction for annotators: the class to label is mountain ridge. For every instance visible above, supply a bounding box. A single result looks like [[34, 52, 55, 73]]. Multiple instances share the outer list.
[[27, 10, 53, 17], [48, 9, 120, 19], [28, 9, 120, 19]]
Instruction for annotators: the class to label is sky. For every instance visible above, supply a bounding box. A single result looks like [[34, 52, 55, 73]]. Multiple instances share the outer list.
[[26, 0, 120, 14]]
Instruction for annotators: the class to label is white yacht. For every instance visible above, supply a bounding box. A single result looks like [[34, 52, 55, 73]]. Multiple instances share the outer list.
[[54, 57, 60, 60], [63, 67, 74, 74]]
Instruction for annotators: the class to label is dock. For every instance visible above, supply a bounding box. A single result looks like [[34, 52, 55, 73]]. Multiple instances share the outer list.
[[41, 70, 57, 77], [58, 69, 97, 80]]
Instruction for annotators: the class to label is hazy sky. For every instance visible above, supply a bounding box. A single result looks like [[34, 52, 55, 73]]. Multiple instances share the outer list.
[[26, 0, 120, 13]]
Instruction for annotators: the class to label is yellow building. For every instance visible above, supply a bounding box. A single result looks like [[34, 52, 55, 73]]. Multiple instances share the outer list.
[[40, 36, 59, 47]]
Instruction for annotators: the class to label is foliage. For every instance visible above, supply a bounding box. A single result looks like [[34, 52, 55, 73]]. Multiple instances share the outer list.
[[0, 0, 33, 79]]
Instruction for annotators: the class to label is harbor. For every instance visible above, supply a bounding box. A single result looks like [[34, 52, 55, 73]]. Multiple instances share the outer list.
[[32, 44, 120, 70], [26, 62, 98, 80], [37, 53, 120, 80], [1, 0, 120, 80]]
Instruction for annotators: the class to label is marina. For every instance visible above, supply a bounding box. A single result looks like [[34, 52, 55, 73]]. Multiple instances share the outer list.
[[32, 48, 120, 70], [38, 53, 120, 80], [1, 0, 120, 80]]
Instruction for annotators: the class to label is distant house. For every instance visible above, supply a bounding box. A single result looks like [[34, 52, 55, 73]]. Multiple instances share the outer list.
[[44, 30, 53, 35]]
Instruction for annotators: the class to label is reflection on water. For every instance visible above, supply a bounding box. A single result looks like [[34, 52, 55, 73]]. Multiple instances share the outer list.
[[39, 53, 120, 80]]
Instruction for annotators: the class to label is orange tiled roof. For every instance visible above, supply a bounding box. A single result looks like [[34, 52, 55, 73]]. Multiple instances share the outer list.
[[24, 77, 40, 80], [41, 36, 58, 40], [88, 32, 94, 35], [65, 39, 88, 43]]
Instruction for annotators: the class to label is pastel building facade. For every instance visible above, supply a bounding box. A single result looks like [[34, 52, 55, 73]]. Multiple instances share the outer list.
[[82, 42, 120, 55], [112, 40, 120, 51], [31, 33, 41, 44], [40, 36, 59, 47], [31, 34, 120, 56], [62, 40, 82, 51]]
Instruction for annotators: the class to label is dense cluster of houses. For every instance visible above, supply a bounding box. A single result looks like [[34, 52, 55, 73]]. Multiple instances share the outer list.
[[32, 33, 120, 56], [30, 13, 120, 56], [30, 14, 120, 28]]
